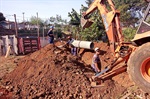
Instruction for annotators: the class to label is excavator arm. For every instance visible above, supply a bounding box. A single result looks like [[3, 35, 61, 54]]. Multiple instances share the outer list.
[[82, 0, 150, 93], [82, 0, 124, 53]]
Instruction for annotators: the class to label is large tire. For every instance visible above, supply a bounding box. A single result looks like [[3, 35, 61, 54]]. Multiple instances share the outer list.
[[127, 42, 150, 93]]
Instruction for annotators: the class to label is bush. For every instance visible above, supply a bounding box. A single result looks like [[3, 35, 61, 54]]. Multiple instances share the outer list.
[[54, 28, 62, 38], [123, 27, 136, 42]]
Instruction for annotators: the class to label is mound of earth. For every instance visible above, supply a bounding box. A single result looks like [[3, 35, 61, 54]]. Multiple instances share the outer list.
[[78, 42, 113, 66], [78, 42, 134, 88], [0, 41, 149, 98]]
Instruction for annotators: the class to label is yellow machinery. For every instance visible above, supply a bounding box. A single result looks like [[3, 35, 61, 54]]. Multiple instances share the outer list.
[[82, 0, 150, 93]]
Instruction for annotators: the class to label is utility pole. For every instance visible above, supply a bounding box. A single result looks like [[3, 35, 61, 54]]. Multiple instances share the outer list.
[[8, 19, 10, 29], [22, 12, 25, 30], [37, 12, 39, 37], [14, 14, 18, 37], [42, 26, 45, 45]]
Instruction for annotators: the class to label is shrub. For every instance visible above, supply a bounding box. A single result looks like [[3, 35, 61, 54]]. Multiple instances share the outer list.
[[123, 27, 136, 42]]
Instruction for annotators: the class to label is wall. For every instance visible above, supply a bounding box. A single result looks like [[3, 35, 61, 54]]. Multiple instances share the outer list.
[[0, 35, 18, 56]]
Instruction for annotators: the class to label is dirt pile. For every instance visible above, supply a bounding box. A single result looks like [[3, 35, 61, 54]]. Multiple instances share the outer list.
[[79, 42, 113, 66], [1, 41, 148, 98], [78, 42, 134, 88], [0, 56, 23, 78]]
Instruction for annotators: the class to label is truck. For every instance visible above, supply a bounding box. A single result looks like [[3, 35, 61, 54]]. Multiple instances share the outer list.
[[81, 0, 150, 93]]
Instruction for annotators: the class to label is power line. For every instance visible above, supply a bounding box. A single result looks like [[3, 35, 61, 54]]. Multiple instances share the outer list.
[[3, 13, 49, 21], [3, 13, 70, 22], [3, 13, 69, 20]]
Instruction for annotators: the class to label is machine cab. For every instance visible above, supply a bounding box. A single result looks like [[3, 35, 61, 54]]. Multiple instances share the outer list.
[[132, 3, 150, 45]]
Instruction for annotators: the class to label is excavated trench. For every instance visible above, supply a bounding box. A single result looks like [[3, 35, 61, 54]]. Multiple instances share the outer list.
[[0, 41, 149, 98]]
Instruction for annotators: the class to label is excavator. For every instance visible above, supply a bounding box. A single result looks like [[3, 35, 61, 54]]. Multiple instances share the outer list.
[[81, 0, 150, 93]]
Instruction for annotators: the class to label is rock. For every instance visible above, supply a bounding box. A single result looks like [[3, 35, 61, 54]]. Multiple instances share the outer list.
[[58, 83, 62, 87], [36, 91, 45, 97], [0, 92, 3, 96], [69, 94, 74, 99], [6, 85, 13, 92], [14, 86, 21, 95], [60, 91, 64, 96]]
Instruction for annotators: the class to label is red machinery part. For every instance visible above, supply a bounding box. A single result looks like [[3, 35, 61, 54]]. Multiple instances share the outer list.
[[141, 57, 150, 83]]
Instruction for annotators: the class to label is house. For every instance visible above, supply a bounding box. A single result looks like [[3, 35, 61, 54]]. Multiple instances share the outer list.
[[0, 21, 38, 31], [0, 21, 16, 30], [0, 24, 15, 36], [0, 21, 41, 56]]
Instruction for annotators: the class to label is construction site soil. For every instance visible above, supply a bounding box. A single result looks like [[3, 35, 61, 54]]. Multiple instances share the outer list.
[[0, 41, 150, 99]]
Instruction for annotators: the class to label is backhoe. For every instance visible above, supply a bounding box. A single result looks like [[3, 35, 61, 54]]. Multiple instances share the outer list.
[[81, 0, 150, 93]]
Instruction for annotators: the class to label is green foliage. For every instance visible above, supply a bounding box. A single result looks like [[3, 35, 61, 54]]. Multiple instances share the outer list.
[[63, 25, 71, 32], [147, 18, 150, 24], [80, 17, 105, 41], [113, 0, 145, 8], [69, 26, 79, 39], [118, 4, 131, 22], [30, 16, 44, 26], [122, 27, 136, 42], [54, 28, 62, 38], [68, 8, 80, 26], [113, 0, 146, 26], [0, 12, 6, 22], [49, 15, 67, 26], [68, 0, 147, 42], [79, 3, 105, 41], [68, 0, 105, 41], [85, 0, 93, 6], [145, 13, 150, 24], [56, 15, 62, 23]]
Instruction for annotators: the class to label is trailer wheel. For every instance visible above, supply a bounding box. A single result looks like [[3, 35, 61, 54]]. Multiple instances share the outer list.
[[127, 42, 150, 93]]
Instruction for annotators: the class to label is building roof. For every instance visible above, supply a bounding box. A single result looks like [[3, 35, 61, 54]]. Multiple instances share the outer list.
[[0, 24, 15, 36]]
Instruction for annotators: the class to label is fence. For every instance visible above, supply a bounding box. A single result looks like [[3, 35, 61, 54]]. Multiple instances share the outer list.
[[0, 35, 18, 56], [0, 35, 42, 56]]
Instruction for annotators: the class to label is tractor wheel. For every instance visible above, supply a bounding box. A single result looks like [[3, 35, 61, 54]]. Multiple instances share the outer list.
[[127, 42, 150, 93]]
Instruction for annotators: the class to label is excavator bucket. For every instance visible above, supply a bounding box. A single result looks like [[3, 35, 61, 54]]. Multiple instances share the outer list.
[[90, 63, 127, 87], [91, 80, 105, 87], [80, 17, 93, 29]]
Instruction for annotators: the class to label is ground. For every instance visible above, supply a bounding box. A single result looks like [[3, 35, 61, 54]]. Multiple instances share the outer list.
[[0, 41, 149, 99]]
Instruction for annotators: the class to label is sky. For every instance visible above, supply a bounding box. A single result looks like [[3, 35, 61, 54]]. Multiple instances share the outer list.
[[0, 0, 87, 22]]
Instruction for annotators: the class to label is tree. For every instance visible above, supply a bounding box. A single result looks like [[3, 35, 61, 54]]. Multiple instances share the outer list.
[[68, 8, 80, 26], [30, 16, 44, 26], [56, 15, 62, 23], [49, 16, 55, 25], [85, 0, 93, 6], [79, 0, 104, 41], [49, 15, 67, 26], [67, 0, 104, 40], [123, 27, 136, 41], [69, 0, 148, 41], [0, 12, 6, 22], [68, 8, 81, 39], [80, 9, 105, 41], [43, 19, 49, 26], [113, 0, 146, 26]]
